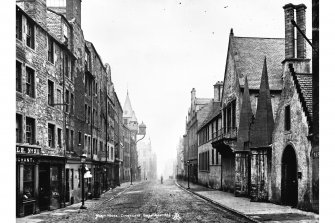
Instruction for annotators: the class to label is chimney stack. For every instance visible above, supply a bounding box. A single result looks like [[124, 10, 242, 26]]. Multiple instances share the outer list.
[[296, 4, 307, 59], [66, 0, 82, 26], [23, 0, 47, 29], [283, 3, 295, 59], [213, 81, 223, 102]]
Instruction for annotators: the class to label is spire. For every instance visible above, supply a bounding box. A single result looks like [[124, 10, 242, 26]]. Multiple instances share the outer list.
[[123, 90, 134, 118], [250, 57, 274, 148], [237, 76, 254, 151]]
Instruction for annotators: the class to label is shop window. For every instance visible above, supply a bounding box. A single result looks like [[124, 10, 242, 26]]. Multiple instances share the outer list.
[[48, 80, 54, 106], [26, 117, 35, 145], [16, 114, 23, 143], [48, 123, 55, 148], [26, 19, 35, 49], [16, 12, 22, 40], [47, 36, 54, 63], [23, 165, 34, 201], [26, 67, 35, 98], [285, 105, 291, 131], [16, 61, 22, 92], [50, 166, 60, 210], [57, 128, 62, 148]]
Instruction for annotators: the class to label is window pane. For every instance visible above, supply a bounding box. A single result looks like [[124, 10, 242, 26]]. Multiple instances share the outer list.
[[16, 61, 22, 92], [23, 165, 34, 200]]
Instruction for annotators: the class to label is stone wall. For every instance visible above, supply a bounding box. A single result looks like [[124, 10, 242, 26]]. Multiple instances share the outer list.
[[271, 72, 313, 211]]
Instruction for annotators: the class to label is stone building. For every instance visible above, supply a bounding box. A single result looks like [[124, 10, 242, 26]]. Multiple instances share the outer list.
[[16, 0, 77, 215], [197, 81, 223, 189], [184, 88, 211, 182], [270, 3, 315, 211], [123, 91, 140, 182], [211, 28, 284, 194], [16, 0, 123, 217], [122, 124, 131, 182], [114, 91, 123, 185]]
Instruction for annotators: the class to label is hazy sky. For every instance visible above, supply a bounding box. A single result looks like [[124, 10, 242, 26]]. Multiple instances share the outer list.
[[80, 0, 312, 176]]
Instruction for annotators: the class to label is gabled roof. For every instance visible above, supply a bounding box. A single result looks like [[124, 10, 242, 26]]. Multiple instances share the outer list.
[[250, 58, 274, 148], [232, 36, 285, 90], [196, 98, 212, 106], [198, 101, 221, 131]]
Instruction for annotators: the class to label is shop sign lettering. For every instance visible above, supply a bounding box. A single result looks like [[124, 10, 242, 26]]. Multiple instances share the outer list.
[[16, 146, 40, 155], [16, 157, 36, 163]]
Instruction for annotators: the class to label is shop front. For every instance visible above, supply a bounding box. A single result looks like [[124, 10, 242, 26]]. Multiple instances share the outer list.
[[16, 145, 40, 217]]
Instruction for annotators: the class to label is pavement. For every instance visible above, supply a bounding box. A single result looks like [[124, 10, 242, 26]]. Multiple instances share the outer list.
[[176, 179, 319, 223], [16, 181, 135, 223]]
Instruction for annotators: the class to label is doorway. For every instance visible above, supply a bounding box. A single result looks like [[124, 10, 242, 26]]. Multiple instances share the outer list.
[[38, 163, 50, 211], [281, 145, 298, 207]]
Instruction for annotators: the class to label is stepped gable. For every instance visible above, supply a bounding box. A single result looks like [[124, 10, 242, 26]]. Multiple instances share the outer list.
[[295, 73, 313, 117], [250, 57, 274, 148], [236, 76, 254, 151]]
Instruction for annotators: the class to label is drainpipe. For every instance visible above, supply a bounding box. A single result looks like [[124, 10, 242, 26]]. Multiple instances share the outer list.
[[62, 52, 67, 208]]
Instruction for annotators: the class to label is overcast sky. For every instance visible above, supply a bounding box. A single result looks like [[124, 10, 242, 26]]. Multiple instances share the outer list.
[[80, 0, 312, 177]]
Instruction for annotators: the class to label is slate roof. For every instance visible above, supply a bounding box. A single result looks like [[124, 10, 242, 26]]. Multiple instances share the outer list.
[[196, 98, 212, 106], [232, 37, 285, 90], [295, 73, 313, 117], [198, 101, 221, 131]]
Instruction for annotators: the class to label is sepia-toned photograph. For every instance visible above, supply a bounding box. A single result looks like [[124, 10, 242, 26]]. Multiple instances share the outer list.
[[7, 0, 324, 222]]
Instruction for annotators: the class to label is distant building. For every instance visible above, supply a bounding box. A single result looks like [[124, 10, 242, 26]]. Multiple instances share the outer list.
[[184, 88, 211, 183], [197, 81, 223, 189], [123, 91, 140, 182], [137, 139, 157, 180]]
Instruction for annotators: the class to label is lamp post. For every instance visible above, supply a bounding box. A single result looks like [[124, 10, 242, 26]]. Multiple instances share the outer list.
[[132, 121, 146, 185], [187, 160, 190, 189], [80, 153, 87, 209]]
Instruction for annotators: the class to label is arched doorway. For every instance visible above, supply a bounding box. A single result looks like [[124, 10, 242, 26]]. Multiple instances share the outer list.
[[281, 145, 298, 206]]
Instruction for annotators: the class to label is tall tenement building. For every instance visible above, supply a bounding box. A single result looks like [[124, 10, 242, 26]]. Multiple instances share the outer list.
[[16, 0, 123, 217]]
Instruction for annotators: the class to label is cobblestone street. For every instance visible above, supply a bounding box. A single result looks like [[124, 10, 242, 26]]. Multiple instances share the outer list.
[[17, 179, 253, 223]]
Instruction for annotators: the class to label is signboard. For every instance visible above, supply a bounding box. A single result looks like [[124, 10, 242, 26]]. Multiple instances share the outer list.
[[16, 145, 41, 155], [16, 157, 38, 163]]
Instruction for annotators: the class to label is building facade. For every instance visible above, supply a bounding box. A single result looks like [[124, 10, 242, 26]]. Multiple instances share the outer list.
[[184, 88, 211, 183], [16, 0, 126, 217], [197, 82, 223, 189]]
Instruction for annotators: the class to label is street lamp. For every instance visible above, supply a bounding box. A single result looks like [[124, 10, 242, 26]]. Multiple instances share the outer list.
[[132, 122, 146, 185], [187, 160, 190, 189], [80, 153, 87, 209]]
